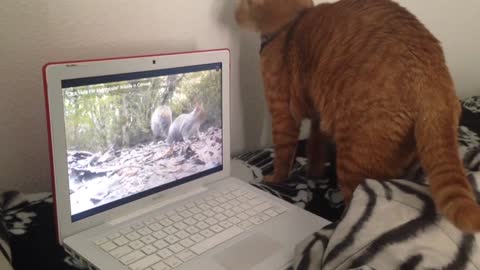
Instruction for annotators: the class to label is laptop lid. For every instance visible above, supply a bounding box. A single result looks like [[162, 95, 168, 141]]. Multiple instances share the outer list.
[[43, 49, 231, 243]]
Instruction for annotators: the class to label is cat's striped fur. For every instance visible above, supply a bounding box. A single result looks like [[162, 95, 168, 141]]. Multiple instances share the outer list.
[[235, 0, 480, 232]]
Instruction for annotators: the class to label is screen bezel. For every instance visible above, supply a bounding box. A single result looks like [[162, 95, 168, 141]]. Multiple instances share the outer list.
[[43, 49, 231, 243]]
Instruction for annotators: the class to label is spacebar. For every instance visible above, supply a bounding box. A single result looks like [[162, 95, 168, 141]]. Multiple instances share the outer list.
[[191, 226, 244, 255]]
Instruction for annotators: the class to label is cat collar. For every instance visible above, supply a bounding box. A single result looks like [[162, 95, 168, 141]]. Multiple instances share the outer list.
[[260, 10, 307, 54]]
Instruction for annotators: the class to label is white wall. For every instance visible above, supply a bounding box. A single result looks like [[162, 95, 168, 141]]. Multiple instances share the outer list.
[[0, 0, 479, 192]]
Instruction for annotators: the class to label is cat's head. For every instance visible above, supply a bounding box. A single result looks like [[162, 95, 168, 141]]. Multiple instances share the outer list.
[[235, 0, 314, 33]]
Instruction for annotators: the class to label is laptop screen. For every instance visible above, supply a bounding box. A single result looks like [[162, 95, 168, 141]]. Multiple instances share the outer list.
[[61, 63, 223, 222]]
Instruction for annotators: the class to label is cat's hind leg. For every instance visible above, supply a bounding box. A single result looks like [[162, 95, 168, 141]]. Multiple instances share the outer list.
[[335, 146, 366, 204], [335, 123, 416, 204], [307, 119, 332, 179]]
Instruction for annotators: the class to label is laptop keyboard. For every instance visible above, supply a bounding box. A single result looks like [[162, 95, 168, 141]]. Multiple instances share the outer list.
[[92, 185, 288, 270]]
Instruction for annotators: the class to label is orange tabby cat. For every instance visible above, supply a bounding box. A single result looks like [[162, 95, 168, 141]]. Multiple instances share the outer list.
[[235, 0, 480, 233]]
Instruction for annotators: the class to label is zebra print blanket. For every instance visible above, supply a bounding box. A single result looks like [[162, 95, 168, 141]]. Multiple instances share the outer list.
[[289, 174, 480, 270], [285, 154, 480, 268]]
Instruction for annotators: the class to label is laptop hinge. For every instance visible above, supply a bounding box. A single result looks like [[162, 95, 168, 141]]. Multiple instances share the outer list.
[[108, 186, 208, 226]]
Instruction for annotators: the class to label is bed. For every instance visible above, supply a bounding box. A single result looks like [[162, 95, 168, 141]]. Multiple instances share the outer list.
[[2, 95, 480, 270]]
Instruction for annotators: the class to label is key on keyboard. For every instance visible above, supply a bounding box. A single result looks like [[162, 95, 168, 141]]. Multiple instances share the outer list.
[[92, 185, 289, 269]]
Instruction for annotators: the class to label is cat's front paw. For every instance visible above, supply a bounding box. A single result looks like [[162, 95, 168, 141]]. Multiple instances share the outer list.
[[307, 164, 326, 179], [263, 174, 286, 183]]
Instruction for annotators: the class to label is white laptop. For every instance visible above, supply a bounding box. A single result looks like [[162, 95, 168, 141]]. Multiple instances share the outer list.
[[43, 49, 329, 270]]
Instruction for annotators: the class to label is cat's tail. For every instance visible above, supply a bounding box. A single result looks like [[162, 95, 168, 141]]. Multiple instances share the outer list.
[[415, 100, 480, 233]]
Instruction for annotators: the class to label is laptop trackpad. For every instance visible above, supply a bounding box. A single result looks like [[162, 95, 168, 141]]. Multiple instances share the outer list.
[[214, 233, 282, 270]]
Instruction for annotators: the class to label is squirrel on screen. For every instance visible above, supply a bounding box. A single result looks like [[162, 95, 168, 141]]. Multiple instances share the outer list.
[[151, 104, 207, 144]]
